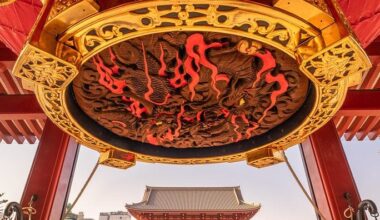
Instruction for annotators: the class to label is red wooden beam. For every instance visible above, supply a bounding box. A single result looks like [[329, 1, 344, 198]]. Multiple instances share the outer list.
[[21, 120, 79, 220], [0, 94, 45, 120], [13, 120, 37, 144], [336, 116, 354, 136], [0, 64, 44, 139], [0, 122, 13, 144], [0, 120, 25, 144], [344, 117, 367, 140], [365, 38, 380, 56], [0, 47, 17, 61], [300, 121, 361, 220], [337, 90, 380, 116], [356, 116, 378, 140]]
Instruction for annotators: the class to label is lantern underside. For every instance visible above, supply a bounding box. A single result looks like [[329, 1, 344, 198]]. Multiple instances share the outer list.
[[12, 0, 372, 166], [73, 32, 309, 149]]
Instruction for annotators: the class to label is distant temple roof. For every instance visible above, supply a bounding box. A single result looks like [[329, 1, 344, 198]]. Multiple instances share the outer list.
[[126, 186, 260, 212]]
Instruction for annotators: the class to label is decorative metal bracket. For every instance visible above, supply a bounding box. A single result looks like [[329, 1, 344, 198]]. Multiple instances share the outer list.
[[2, 202, 23, 220], [357, 200, 379, 220]]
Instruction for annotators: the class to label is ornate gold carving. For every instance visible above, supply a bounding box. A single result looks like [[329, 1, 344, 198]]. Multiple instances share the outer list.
[[35, 86, 109, 152], [13, 0, 371, 166], [272, 80, 347, 148], [13, 44, 78, 89], [57, 1, 323, 64], [247, 148, 285, 168], [49, 0, 82, 20], [99, 149, 136, 169], [300, 37, 372, 86], [44, 0, 99, 36]]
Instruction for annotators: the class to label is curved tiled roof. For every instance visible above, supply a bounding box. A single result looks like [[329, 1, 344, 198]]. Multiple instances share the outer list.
[[126, 186, 260, 211]]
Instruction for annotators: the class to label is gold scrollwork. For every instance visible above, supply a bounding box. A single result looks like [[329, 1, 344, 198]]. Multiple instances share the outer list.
[[13, 44, 78, 89], [35, 86, 109, 152], [56, 0, 323, 64], [300, 36, 372, 86], [272, 80, 347, 148]]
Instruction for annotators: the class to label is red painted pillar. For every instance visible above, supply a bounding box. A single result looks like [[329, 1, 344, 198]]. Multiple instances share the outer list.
[[20, 120, 79, 220], [300, 121, 361, 220]]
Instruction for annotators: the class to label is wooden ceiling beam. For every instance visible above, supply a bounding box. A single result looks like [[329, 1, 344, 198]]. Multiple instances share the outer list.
[[0, 122, 13, 144], [368, 122, 380, 140], [13, 120, 37, 144], [0, 121, 25, 144], [0, 64, 27, 94], [344, 116, 367, 141], [26, 119, 43, 139], [0, 46, 17, 61], [357, 58, 380, 89], [0, 94, 45, 120], [337, 90, 380, 116], [335, 116, 354, 136], [356, 116, 379, 140], [365, 36, 380, 56]]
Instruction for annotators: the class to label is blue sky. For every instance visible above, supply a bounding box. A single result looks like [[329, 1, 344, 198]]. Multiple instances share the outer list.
[[0, 139, 379, 220]]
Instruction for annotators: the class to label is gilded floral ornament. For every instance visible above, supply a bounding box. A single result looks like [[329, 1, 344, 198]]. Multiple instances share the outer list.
[[300, 37, 371, 86], [56, 1, 323, 63], [13, 44, 78, 89]]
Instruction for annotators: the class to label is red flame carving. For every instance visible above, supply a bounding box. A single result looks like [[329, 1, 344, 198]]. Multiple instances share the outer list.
[[158, 43, 167, 77], [221, 109, 230, 117], [174, 105, 185, 137], [258, 72, 289, 123], [169, 52, 187, 88], [196, 111, 204, 122], [163, 129, 174, 141], [251, 50, 277, 88], [231, 115, 243, 142], [108, 48, 119, 75], [122, 96, 147, 118], [184, 33, 225, 100], [93, 54, 127, 94], [146, 129, 159, 145], [246, 122, 259, 138], [141, 42, 170, 106], [91, 33, 292, 146]]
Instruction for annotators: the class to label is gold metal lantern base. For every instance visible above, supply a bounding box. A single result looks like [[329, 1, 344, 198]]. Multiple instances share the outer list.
[[13, 0, 371, 168]]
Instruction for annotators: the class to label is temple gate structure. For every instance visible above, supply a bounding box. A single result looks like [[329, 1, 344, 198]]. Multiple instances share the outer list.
[[126, 187, 260, 220], [0, 0, 379, 219]]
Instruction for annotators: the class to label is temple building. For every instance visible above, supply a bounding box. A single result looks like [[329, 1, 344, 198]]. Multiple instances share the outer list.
[[126, 187, 260, 220], [99, 211, 131, 220], [65, 211, 94, 220]]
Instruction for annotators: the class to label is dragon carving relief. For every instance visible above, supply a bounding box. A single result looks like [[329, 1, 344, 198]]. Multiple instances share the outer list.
[[73, 32, 309, 148]]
